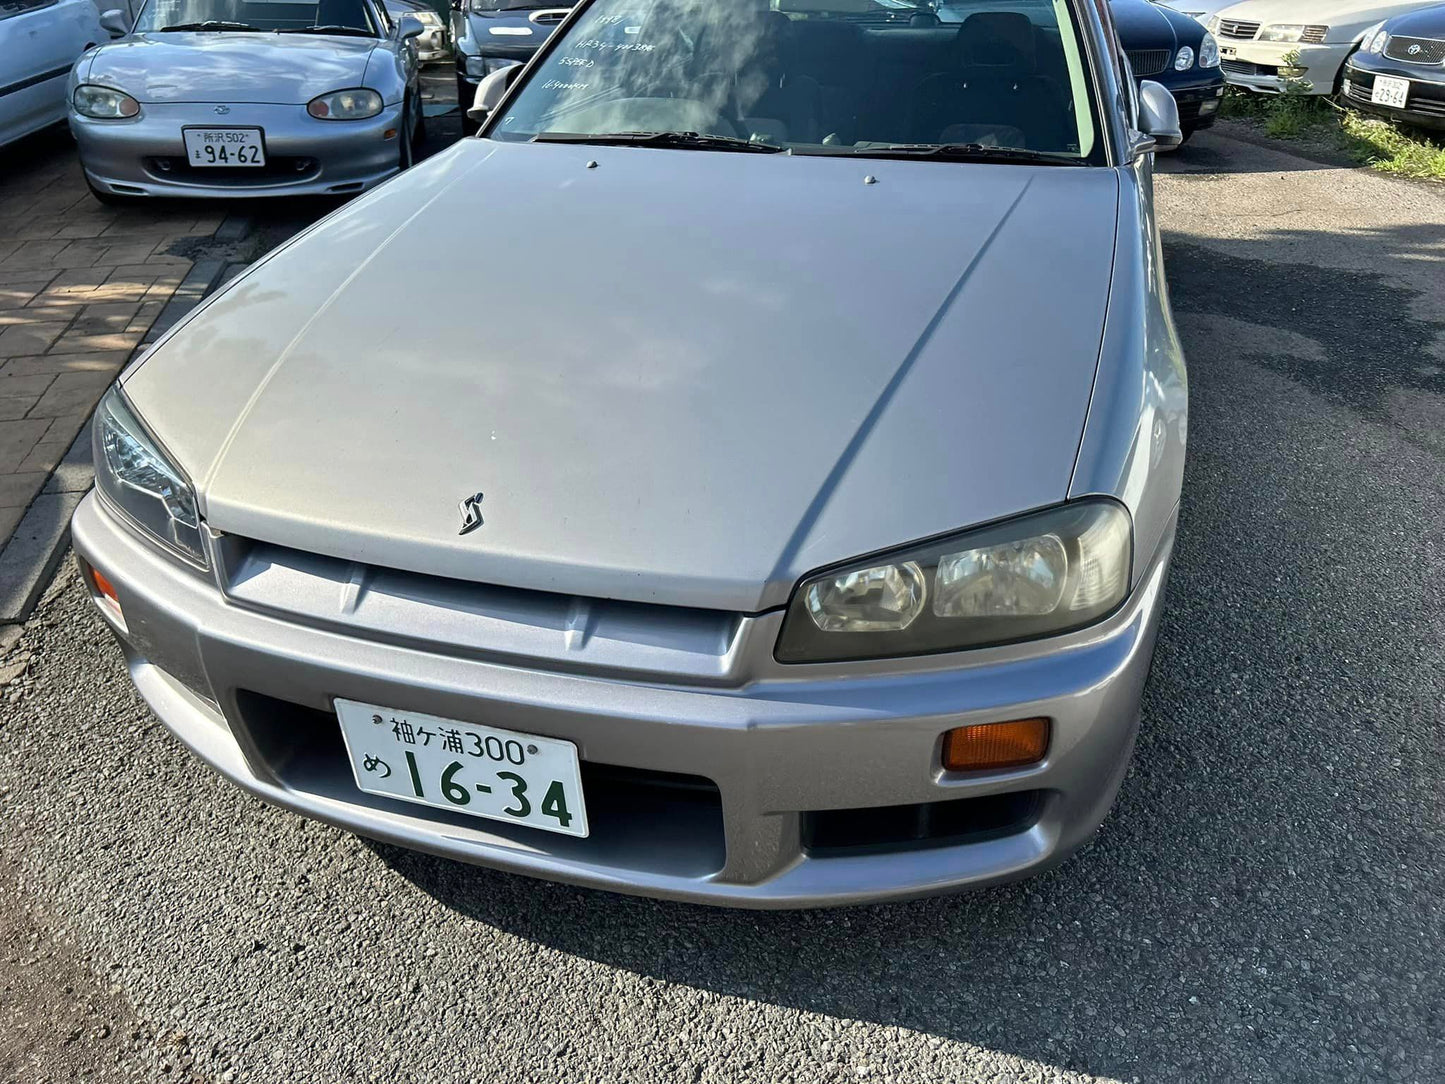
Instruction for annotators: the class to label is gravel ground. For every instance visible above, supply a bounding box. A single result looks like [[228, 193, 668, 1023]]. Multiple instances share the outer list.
[[0, 130, 1442, 1084]]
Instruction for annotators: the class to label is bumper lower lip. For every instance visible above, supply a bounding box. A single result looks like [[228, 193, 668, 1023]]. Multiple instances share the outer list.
[[70, 100, 407, 199], [72, 492, 1173, 908], [1219, 40, 1353, 93]]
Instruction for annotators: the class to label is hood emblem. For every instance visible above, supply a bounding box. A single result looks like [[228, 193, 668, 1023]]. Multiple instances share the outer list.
[[1408, 43, 1421, 54], [458, 492, 485, 535], [214, 105, 231, 115]]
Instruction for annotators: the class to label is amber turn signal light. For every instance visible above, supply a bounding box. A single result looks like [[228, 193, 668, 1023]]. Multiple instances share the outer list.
[[942, 718, 1050, 772], [80, 558, 125, 627]]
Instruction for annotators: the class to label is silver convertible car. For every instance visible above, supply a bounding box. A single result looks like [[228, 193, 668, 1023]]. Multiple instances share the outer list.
[[69, 0, 426, 201], [73, 0, 1187, 907]]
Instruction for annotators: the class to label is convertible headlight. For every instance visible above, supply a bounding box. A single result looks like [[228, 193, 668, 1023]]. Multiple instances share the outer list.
[[1174, 45, 1196, 70], [465, 54, 521, 79], [307, 88, 383, 120], [73, 84, 140, 119], [1199, 33, 1219, 67], [93, 387, 206, 567], [775, 501, 1132, 663]]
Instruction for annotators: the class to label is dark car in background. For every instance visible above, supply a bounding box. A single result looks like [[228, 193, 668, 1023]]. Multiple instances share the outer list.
[[1113, 0, 1225, 141], [452, 0, 570, 130], [1343, 5, 1445, 130], [386, 0, 451, 61]]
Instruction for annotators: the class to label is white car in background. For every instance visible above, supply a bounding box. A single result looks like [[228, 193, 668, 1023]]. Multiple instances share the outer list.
[[1205, 0, 1439, 92], [1, 0, 107, 148], [1158, 0, 1236, 23]]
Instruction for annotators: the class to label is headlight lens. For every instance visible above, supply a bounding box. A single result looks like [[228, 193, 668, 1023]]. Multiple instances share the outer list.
[[307, 88, 383, 120], [465, 54, 521, 79], [1363, 24, 1388, 53], [93, 387, 206, 567], [1206, 15, 1220, 34], [73, 84, 140, 119], [1199, 33, 1219, 67], [1174, 45, 1196, 70], [775, 501, 1132, 663], [1259, 24, 1304, 42]]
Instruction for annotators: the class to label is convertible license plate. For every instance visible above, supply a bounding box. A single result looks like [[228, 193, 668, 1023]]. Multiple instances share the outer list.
[[182, 127, 266, 167], [335, 699, 589, 837], [1372, 75, 1410, 109]]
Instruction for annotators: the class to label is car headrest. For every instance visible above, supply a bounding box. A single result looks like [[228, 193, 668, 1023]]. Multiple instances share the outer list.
[[954, 12, 1036, 71]]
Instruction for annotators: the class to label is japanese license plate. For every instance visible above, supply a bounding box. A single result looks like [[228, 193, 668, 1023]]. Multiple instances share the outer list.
[[182, 127, 266, 167], [1372, 75, 1410, 109], [334, 699, 589, 838]]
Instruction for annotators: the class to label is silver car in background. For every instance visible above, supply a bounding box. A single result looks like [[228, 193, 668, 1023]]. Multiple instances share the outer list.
[[74, 0, 1187, 907], [385, 0, 448, 59], [69, 0, 426, 201], [1, 0, 107, 149]]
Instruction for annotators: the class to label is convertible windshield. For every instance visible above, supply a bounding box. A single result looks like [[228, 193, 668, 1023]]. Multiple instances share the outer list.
[[137, 0, 380, 34], [492, 0, 1101, 159]]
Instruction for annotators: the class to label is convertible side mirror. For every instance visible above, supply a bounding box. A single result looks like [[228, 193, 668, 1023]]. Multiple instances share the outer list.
[[99, 8, 129, 36], [398, 12, 426, 38], [467, 64, 522, 126], [1132, 80, 1182, 156]]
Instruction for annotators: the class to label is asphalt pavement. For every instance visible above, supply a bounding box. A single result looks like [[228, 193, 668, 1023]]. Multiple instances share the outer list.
[[0, 126, 1442, 1084]]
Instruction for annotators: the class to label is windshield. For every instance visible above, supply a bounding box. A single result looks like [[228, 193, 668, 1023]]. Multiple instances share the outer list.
[[491, 0, 1101, 160], [135, 0, 380, 34]]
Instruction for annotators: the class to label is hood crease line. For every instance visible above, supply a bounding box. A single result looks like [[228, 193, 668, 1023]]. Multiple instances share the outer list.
[[765, 173, 1036, 585], [200, 146, 499, 495]]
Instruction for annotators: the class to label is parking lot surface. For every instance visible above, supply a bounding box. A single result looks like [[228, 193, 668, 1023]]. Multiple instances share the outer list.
[[0, 124, 1442, 1083]]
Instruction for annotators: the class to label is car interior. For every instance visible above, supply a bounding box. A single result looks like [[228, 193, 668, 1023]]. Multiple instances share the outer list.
[[520, 0, 1091, 155]]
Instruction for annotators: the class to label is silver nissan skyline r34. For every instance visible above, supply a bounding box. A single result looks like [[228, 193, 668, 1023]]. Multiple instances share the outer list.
[[73, 0, 1189, 907], [68, 0, 427, 201]]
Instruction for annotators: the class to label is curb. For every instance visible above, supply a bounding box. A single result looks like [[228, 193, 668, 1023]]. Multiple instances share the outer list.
[[0, 251, 245, 625]]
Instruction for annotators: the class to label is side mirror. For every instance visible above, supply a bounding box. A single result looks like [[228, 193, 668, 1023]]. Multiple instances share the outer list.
[[467, 63, 521, 126], [398, 12, 426, 38], [1133, 80, 1182, 156], [99, 8, 129, 36]]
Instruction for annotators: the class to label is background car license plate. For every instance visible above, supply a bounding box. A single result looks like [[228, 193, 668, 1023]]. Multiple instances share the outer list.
[[1372, 76, 1410, 109], [335, 699, 589, 838], [182, 127, 266, 167]]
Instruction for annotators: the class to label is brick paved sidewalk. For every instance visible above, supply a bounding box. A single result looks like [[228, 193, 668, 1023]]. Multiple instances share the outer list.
[[0, 131, 228, 615]]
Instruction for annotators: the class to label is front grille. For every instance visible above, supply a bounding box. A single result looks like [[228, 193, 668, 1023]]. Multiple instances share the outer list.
[[1176, 98, 1203, 121], [1127, 49, 1171, 76], [1345, 76, 1375, 102], [145, 156, 320, 185], [1222, 59, 1276, 77], [234, 691, 729, 877], [1410, 96, 1445, 116], [1299, 25, 1328, 44], [1217, 19, 1260, 39], [1384, 35, 1445, 64], [802, 790, 1045, 855]]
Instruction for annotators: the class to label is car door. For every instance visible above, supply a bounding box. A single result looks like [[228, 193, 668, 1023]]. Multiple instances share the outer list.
[[0, 0, 101, 148]]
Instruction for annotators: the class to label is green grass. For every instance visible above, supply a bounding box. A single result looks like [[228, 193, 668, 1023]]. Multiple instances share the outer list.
[[1217, 85, 1445, 182]]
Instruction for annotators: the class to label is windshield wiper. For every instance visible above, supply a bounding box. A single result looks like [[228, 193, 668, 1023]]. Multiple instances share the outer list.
[[277, 24, 374, 35], [158, 20, 261, 30], [532, 131, 785, 154], [825, 142, 1082, 166]]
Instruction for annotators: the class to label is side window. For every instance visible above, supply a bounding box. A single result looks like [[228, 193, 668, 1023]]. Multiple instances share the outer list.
[[373, 0, 393, 34], [0, 0, 61, 19], [1117, 47, 1138, 128]]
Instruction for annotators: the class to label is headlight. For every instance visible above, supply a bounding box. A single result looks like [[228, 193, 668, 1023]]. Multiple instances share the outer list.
[[1199, 32, 1219, 67], [1259, 24, 1304, 41], [1362, 23, 1388, 53], [465, 54, 521, 79], [307, 88, 383, 120], [774, 501, 1132, 663], [73, 84, 140, 119], [1174, 45, 1196, 70], [1206, 15, 1220, 34], [93, 387, 206, 567]]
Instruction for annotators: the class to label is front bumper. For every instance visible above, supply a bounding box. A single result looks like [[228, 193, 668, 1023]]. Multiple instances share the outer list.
[[71, 100, 406, 200], [1218, 39, 1354, 93], [1342, 59, 1445, 130], [1169, 77, 1227, 128], [72, 492, 1174, 908]]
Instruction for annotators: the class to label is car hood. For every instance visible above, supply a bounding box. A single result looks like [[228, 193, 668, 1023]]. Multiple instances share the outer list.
[[1385, 4, 1445, 34], [1212, 0, 1424, 36], [458, 9, 560, 55], [83, 33, 378, 104], [123, 140, 1121, 613], [1112, 0, 1182, 48]]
